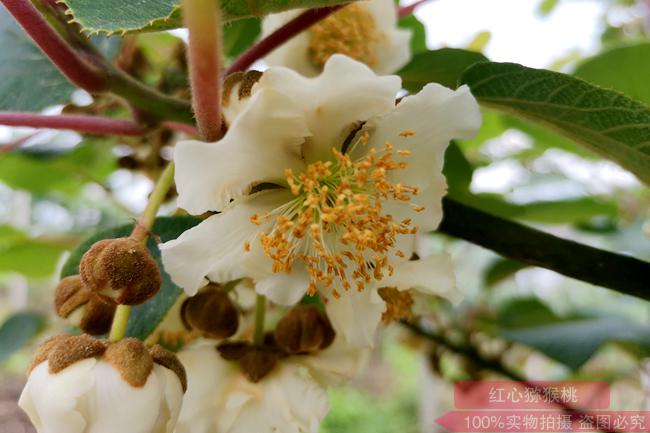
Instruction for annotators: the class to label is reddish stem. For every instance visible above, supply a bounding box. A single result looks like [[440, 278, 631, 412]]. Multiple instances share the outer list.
[[0, 112, 146, 136], [1, 0, 107, 92], [0, 132, 40, 154], [226, 5, 344, 75], [398, 0, 432, 18], [162, 121, 199, 137], [182, 0, 223, 141]]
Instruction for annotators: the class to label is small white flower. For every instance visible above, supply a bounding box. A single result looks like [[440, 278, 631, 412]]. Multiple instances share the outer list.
[[261, 0, 411, 76], [175, 345, 334, 433], [18, 336, 185, 433], [160, 55, 481, 347]]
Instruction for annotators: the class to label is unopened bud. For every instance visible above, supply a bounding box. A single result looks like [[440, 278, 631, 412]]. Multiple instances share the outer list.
[[274, 305, 335, 354], [216, 341, 250, 361], [54, 275, 116, 335], [20, 335, 186, 433], [239, 349, 278, 383], [80, 237, 161, 306], [181, 285, 238, 339]]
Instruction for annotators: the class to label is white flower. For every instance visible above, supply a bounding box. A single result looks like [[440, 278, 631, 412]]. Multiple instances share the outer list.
[[18, 336, 185, 433], [175, 345, 333, 433], [261, 0, 411, 76], [160, 54, 481, 347]]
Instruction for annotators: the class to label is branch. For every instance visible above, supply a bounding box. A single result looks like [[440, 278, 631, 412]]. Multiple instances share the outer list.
[[0, 112, 146, 136], [182, 0, 223, 141], [438, 198, 650, 300], [226, 5, 344, 75], [0, 0, 106, 92]]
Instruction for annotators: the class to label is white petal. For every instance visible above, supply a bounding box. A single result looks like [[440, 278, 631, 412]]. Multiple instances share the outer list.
[[150, 365, 184, 433], [176, 346, 237, 433], [325, 287, 385, 347], [159, 190, 291, 295], [258, 55, 401, 162], [261, 11, 320, 77], [174, 88, 309, 214], [19, 359, 96, 433], [365, 0, 412, 74], [254, 263, 310, 306], [86, 361, 162, 433], [379, 254, 460, 304], [299, 337, 370, 386]]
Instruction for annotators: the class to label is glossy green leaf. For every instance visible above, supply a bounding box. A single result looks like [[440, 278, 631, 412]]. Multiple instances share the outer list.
[[574, 43, 650, 106], [223, 18, 261, 60], [398, 48, 488, 92], [61, 216, 201, 340], [62, 0, 354, 34], [500, 317, 650, 370], [461, 62, 650, 185], [0, 7, 75, 111], [0, 311, 46, 364], [496, 298, 565, 329]]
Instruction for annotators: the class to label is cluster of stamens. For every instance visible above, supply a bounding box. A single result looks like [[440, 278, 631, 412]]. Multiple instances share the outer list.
[[250, 132, 423, 299]]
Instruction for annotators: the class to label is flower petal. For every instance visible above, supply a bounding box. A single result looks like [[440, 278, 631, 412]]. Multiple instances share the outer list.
[[150, 365, 184, 433], [261, 11, 319, 77], [174, 89, 309, 214], [325, 287, 385, 347], [379, 254, 460, 304], [159, 190, 291, 295], [366, 0, 412, 74], [254, 263, 311, 306], [299, 337, 370, 386], [360, 83, 481, 231], [259, 54, 401, 162]]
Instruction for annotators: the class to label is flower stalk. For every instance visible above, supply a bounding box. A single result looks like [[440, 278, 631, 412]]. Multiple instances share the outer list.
[[182, 0, 223, 141], [226, 5, 344, 75], [253, 294, 266, 346]]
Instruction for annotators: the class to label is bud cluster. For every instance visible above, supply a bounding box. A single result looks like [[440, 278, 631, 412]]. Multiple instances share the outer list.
[[181, 284, 239, 339]]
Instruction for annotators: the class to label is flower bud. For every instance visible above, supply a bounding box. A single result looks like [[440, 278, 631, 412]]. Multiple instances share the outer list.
[[19, 334, 186, 433], [239, 349, 278, 383], [181, 284, 238, 339], [80, 237, 161, 305], [54, 275, 116, 335], [274, 306, 335, 354]]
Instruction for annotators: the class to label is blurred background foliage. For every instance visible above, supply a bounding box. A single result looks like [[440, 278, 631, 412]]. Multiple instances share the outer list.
[[1, 0, 650, 432]]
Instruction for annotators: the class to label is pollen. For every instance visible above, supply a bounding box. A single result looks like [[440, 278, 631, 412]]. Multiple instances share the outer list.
[[378, 287, 414, 324], [243, 241, 251, 252], [308, 4, 382, 68], [399, 129, 416, 138], [255, 134, 423, 296]]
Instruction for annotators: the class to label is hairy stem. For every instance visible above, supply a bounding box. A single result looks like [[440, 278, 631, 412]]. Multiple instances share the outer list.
[[226, 5, 344, 75], [0, 112, 145, 136], [1, 0, 107, 92], [253, 294, 266, 346], [182, 0, 223, 141], [438, 198, 650, 299], [131, 162, 175, 242]]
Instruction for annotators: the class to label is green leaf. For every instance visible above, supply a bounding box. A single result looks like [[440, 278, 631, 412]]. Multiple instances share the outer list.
[[0, 311, 46, 364], [500, 317, 650, 370], [537, 0, 560, 16], [574, 43, 650, 107], [398, 14, 427, 54], [0, 141, 116, 196], [62, 0, 355, 34], [0, 225, 69, 278], [398, 48, 488, 92], [61, 216, 201, 340], [460, 62, 650, 185], [0, 7, 75, 111], [496, 297, 565, 329], [223, 18, 261, 60], [483, 258, 528, 287]]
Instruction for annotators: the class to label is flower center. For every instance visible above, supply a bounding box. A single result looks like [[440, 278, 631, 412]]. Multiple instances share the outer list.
[[250, 132, 424, 299], [308, 4, 382, 69]]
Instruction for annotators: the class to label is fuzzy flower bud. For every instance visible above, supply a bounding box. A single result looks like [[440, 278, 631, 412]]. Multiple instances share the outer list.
[[19, 334, 186, 433], [274, 306, 335, 355], [181, 284, 239, 339], [80, 237, 161, 305], [54, 275, 116, 335]]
